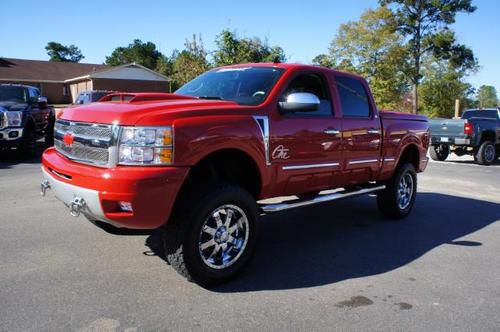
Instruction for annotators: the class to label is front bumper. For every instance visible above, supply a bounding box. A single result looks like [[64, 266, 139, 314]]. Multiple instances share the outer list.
[[0, 128, 23, 147], [41, 147, 190, 229]]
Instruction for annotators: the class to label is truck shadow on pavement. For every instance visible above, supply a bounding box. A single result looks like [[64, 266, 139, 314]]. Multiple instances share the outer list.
[[145, 192, 500, 291], [0, 144, 45, 169]]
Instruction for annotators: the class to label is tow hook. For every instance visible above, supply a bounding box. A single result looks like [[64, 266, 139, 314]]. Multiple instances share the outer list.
[[69, 197, 86, 217], [40, 180, 51, 196]]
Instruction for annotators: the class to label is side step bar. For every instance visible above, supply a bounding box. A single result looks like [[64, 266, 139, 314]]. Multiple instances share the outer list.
[[259, 184, 386, 213]]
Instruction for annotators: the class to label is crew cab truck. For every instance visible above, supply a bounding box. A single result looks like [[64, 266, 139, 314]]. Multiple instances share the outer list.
[[40, 64, 429, 286], [429, 108, 500, 165], [0, 84, 55, 155]]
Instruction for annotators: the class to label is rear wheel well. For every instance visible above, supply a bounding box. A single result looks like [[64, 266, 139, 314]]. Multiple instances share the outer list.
[[182, 149, 261, 200], [398, 144, 420, 170], [480, 131, 495, 144]]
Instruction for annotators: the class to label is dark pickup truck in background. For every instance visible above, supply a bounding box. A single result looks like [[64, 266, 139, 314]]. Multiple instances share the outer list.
[[429, 108, 500, 165], [0, 84, 55, 156]]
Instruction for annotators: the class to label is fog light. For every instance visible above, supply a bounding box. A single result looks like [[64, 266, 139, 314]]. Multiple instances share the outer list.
[[118, 201, 133, 212], [8, 131, 19, 138]]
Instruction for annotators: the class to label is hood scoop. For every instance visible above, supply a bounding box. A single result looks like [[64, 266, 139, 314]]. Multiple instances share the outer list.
[[99, 92, 198, 103]]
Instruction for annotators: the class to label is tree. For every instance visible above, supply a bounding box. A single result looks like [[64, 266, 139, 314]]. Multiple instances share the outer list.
[[313, 7, 409, 110], [419, 58, 474, 118], [213, 30, 286, 66], [105, 39, 162, 69], [380, 0, 477, 113], [170, 34, 211, 89], [45, 42, 84, 62], [476, 85, 498, 108]]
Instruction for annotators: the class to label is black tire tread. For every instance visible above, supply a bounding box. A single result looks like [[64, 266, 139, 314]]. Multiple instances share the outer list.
[[429, 144, 449, 161], [475, 140, 495, 165], [163, 184, 257, 286], [377, 162, 417, 220]]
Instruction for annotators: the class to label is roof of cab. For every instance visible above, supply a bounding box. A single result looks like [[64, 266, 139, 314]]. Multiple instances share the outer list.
[[217, 62, 365, 80]]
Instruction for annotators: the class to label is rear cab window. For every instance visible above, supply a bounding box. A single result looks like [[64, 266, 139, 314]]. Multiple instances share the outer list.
[[462, 109, 499, 120], [335, 76, 371, 118]]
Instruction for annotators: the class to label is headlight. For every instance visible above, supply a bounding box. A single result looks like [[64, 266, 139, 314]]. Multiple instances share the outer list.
[[118, 126, 173, 165], [5, 111, 23, 127]]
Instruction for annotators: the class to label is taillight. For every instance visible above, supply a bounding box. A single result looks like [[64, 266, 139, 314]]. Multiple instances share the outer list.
[[464, 122, 473, 136]]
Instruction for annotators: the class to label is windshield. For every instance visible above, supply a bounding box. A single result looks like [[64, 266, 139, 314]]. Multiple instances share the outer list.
[[0, 86, 28, 103], [176, 67, 285, 106], [462, 109, 499, 120]]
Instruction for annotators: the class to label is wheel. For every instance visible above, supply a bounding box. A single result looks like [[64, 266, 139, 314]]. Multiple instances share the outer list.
[[164, 185, 259, 287], [45, 118, 55, 147], [377, 163, 417, 219], [475, 141, 496, 165], [19, 125, 37, 157], [429, 144, 449, 161]]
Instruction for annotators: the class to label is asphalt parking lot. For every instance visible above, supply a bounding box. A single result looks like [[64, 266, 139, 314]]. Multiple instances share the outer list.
[[1, 149, 499, 331]]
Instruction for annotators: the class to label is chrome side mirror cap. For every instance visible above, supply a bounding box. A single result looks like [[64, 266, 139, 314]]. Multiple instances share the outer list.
[[279, 92, 320, 113]]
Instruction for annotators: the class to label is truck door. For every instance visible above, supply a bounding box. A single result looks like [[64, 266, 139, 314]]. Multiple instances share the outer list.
[[333, 74, 382, 185], [270, 70, 343, 196]]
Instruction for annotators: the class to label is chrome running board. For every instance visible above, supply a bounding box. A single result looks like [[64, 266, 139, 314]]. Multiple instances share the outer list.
[[259, 184, 386, 213]]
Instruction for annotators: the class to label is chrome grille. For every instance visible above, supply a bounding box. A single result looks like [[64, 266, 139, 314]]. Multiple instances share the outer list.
[[54, 120, 115, 167], [55, 140, 109, 163], [0, 112, 5, 129]]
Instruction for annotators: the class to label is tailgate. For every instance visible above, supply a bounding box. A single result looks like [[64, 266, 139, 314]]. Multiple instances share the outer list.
[[429, 119, 466, 138]]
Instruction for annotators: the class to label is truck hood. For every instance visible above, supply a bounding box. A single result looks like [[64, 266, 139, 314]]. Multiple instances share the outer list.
[[59, 97, 242, 125], [0, 101, 28, 112]]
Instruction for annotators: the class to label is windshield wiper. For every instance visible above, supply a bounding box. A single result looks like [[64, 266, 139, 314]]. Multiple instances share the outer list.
[[197, 96, 223, 100]]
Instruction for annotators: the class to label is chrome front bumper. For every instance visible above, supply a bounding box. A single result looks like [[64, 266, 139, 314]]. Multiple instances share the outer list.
[[41, 167, 112, 224]]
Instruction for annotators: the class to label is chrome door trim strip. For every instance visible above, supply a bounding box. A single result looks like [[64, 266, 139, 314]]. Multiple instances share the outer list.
[[282, 162, 340, 171], [253, 116, 270, 166], [349, 159, 379, 165], [383, 157, 396, 162]]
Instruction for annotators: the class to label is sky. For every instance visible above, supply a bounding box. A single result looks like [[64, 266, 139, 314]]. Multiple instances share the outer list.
[[1, 0, 499, 92]]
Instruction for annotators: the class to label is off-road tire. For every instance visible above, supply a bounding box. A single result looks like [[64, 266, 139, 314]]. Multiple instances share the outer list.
[[45, 118, 55, 147], [164, 184, 259, 287], [475, 141, 496, 165], [429, 144, 449, 161], [377, 162, 417, 219], [19, 125, 37, 157]]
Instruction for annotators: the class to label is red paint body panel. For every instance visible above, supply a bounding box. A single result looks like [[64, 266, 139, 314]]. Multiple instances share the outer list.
[[42, 63, 429, 229], [42, 148, 189, 229]]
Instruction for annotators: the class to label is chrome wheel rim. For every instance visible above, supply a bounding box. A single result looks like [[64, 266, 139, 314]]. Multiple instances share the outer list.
[[198, 204, 249, 270], [397, 173, 414, 210], [485, 145, 495, 162]]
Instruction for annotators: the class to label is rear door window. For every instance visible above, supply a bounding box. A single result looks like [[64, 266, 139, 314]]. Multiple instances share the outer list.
[[335, 76, 371, 117]]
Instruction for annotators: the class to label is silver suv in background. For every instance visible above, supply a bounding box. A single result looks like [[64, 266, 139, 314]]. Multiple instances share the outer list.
[[74, 90, 114, 104]]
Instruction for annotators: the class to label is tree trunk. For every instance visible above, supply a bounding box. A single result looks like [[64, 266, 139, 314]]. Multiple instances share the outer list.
[[412, 83, 418, 114]]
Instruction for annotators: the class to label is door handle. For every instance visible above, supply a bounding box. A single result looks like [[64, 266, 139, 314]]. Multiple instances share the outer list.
[[367, 128, 380, 134], [324, 128, 340, 135]]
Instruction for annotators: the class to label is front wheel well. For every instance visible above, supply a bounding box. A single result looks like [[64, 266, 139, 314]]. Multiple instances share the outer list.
[[182, 149, 262, 200]]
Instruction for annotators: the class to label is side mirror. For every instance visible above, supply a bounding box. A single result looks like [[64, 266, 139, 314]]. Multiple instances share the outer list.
[[38, 96, 48, 109], [279, 92, 320, 113]]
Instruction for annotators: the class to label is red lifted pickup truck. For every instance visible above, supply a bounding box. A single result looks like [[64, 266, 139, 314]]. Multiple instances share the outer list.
[[41, 63, 429, 286]]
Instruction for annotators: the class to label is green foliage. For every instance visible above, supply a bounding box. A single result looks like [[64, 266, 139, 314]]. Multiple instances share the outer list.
[[213, 30, 286, 66], [105, 39, 162, 69], [476, 85, 498, 108], [45, 42, 84, 62], [170, 34, 210, 89], [419, 58, 474, 118], [316, 7, 409, 109], [380, 0, 477, 113]]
